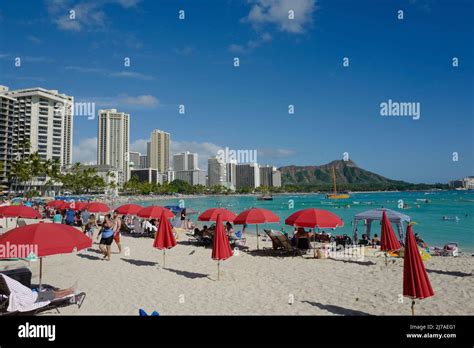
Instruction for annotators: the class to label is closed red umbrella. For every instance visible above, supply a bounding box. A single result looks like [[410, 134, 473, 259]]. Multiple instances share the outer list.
[[212, 213, 233, 280], [0, 205, 42, 219], [0, 222, 92, 287], [153, 210, 177, 268], [198, 208, 236, 222], [85, 202, 110, 213], [285, 208, 344, 228], [380, 210, 401, 251], [403, 224, 434, 315], [116, 204, 143, 215], [137, 205, 174, 219], [234, 207, 279, 250]]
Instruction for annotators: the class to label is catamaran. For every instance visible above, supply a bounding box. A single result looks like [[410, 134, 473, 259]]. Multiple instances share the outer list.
[[326, 167, 350, 199]]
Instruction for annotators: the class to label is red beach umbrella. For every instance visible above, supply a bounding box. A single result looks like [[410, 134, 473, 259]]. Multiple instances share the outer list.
[[153, 210, 177, 268], [286, 208, 343, 258], [0, 205, 42, 219], [380, 210, 401, 251], [72, 201, 87, 211], [212, 213, 233, 280], [85, 202, 110, 213], [57, 201, 74, 210], [46, 200, 63, 208], [0, 222, 92, 287], [403, 224, 434, 315], [234, 207, 280, 250], [137, 205, 174, 219], [285, 208, 344, 229], [198, 208, 236, 222], [116, 204, 143, 215]]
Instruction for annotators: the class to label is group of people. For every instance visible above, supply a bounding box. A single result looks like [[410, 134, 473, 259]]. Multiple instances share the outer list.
[[48, 206, 122, 262]]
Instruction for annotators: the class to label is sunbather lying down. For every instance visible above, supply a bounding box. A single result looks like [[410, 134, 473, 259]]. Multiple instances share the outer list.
[[0, 273, 80, 313]]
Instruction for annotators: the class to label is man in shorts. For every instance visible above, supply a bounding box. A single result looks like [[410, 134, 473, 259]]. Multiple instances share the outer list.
[[112, 210, 122, 253]]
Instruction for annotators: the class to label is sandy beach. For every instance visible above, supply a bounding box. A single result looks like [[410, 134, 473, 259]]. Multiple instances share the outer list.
[[1, 231, 472, 316]]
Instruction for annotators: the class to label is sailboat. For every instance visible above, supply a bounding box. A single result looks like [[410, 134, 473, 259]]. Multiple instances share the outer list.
[[326, 167, 350, 199]]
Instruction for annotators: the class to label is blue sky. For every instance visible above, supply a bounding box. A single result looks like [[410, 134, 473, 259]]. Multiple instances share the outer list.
[[0, 0, 472, 183]]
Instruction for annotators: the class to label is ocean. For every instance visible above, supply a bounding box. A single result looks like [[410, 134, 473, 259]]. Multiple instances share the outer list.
[[136, 190, 474, 252]]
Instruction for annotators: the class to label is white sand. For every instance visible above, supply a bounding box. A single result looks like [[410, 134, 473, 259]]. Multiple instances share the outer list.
[[1, 232, 473, 315]]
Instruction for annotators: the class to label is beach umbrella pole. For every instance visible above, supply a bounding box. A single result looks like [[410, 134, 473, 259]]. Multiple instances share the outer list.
[[256, 225, 259, 250], [313, 227, 319, 258], [163, 250, 166, 268], [39, 257, 43, 290], [411, 300, 415, 316], [217, 261, 220, 281]]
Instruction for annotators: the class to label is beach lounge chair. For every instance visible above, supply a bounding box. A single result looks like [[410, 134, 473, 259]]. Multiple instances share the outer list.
[[230, 230, 247, 248], [315, 233, 331, 243], [17, 219, 27, 227], [191, 228, 213, 247], [0, 273, 86, 316], [263, 230, 303, 257]]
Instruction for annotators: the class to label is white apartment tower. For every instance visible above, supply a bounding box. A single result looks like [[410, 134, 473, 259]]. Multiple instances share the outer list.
[[236, 163, 260, 190], [208, 156, 227, 187], [149, 129, 170, 172], [0, 86, 74, 167], [0, 90, 17, 184], [97, 109, 130, 186], [173, 151, 198, 171]]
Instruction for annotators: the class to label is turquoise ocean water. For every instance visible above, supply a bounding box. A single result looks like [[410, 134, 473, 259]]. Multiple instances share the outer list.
[[136, 190, 474, 252]]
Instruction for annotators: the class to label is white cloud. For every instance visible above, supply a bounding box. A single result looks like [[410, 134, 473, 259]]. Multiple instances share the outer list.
[[72, 137, 97, 164], [258, 148, 296, 159], [243, 0, 316, 34], [115, 0, 141, 8], [118, 95, 159, 107], [64, 65, 153, 80], [46, 0, 141, 32], [77, 94, 160, 110], [65, 65, 106, 73], [109, 71, 154, 80], [27, 35, 42, 44], [130, 138, 149, 154], [228, 32, 272, 53]]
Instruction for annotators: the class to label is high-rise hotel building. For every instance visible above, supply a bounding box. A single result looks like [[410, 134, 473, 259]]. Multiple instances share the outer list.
[[148, 129, 170, 173], [97, 109, 130, 186], [0, 86, 74, 183]]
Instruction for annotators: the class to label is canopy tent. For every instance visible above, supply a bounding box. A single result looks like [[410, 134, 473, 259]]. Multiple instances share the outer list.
[[352, 208, 410, 243]]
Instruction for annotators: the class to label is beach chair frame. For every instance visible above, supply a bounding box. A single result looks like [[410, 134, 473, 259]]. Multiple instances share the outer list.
[[263, 230, 303, 257]]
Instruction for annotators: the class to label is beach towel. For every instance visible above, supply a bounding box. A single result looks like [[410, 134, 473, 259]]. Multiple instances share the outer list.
[[0, 274, 51, 312]]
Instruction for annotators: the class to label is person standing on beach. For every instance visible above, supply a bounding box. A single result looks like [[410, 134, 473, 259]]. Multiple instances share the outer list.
[[53, 210, 62, 224], [65, 207, 75, 226], [180, 208, 186, 228], [98, 215, 114, 261], [81, 208, 90, 226], [84, 214, 98, 240], [112, 211, 122, 253]]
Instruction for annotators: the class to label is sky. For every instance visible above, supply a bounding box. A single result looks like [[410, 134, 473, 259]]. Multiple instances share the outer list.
[[0, 0, 472, 183]]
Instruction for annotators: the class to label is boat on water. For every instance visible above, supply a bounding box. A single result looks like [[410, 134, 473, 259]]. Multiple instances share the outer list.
[[442, 216, 460, 222], [416, 198, 431, 203], [257, 194, 273, 201], [326, 167, 350, 199]]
